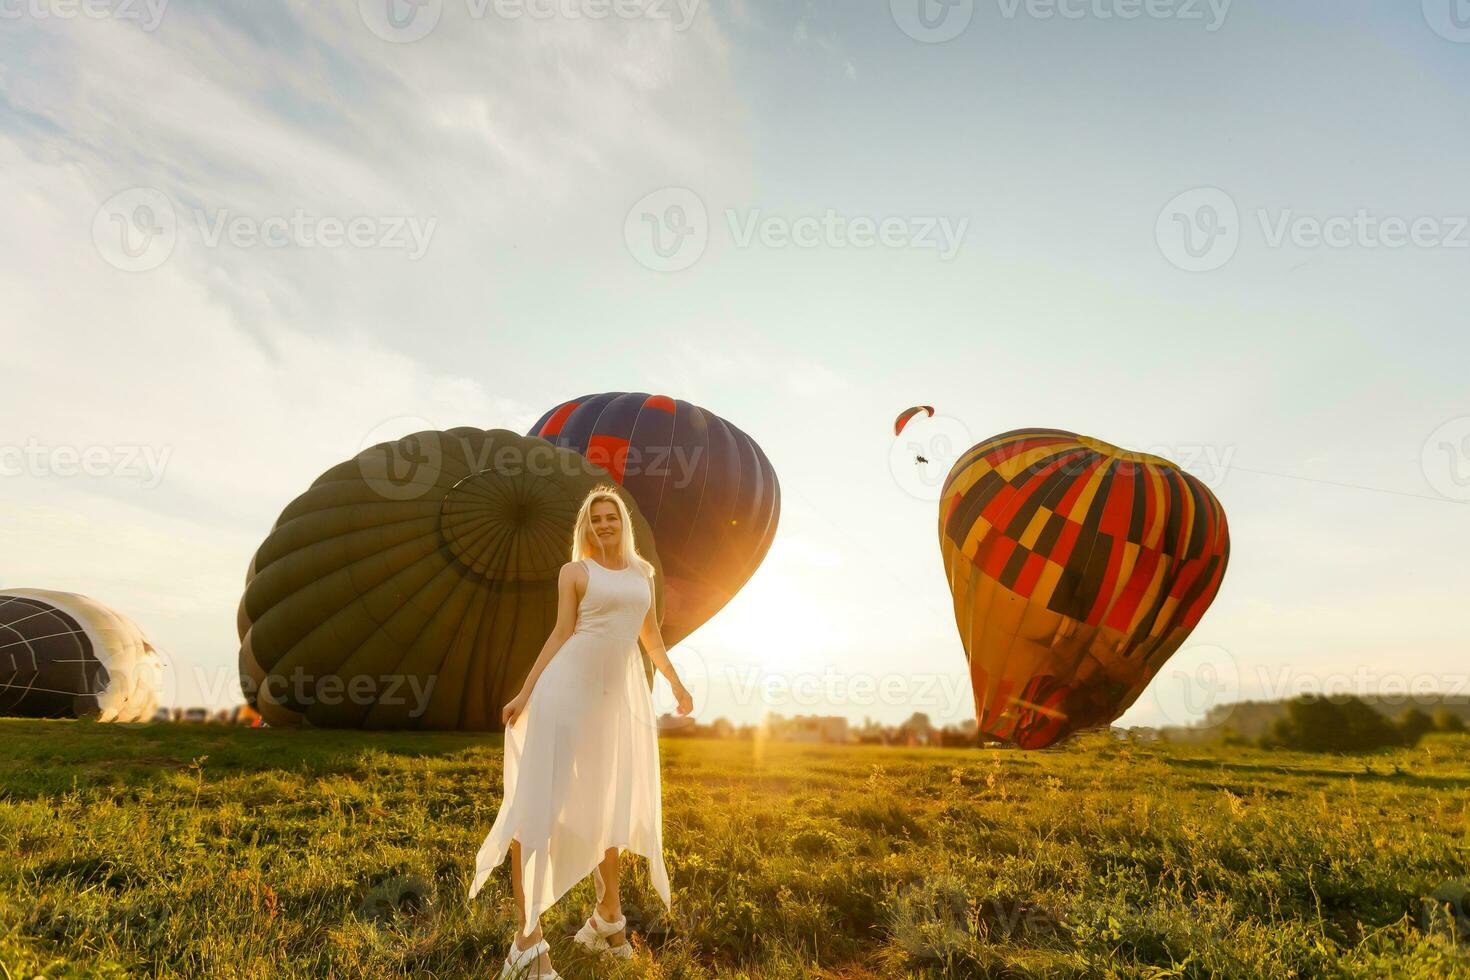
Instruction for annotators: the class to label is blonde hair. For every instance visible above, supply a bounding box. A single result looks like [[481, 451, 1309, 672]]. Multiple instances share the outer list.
[[571, 486, 656, 578]]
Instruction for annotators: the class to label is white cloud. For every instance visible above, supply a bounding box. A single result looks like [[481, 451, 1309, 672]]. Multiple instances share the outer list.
[[0, 2, 747, 708], [0, 3, 748, 354]]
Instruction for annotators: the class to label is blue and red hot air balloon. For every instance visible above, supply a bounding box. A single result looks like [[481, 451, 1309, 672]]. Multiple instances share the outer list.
[[530, 393, 779, 646]]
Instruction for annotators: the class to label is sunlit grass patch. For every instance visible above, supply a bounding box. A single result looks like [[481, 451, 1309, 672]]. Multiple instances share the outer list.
[[1, 720, 1467, 977]]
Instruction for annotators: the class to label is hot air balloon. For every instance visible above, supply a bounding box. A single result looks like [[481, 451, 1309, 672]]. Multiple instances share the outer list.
[[894, 405, 935, 436], [529, 393, 779, 646], [0, 590, 163, 722], [939, 429, 1230, 748], [237, 427, 662, 730]]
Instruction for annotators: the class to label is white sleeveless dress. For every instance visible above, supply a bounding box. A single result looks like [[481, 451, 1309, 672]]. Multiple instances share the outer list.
[[468, 558, 672, 927]]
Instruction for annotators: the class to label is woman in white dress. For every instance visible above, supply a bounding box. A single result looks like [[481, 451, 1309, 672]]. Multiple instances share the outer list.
[[469, 486, 694, 979]]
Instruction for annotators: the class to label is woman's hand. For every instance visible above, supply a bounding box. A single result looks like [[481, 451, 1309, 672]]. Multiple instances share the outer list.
[[673, 682, 694, 717], [502, 689, 530, 727]]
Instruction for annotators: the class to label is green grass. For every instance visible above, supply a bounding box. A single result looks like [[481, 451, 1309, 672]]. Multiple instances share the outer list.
[[1, 719, 1467, 978]]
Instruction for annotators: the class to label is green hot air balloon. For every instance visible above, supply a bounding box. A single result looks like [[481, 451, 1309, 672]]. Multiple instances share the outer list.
[[237, 427, 663, 730]]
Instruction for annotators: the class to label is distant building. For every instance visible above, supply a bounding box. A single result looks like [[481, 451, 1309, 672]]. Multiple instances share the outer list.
[[656, 712, 698, 735], [935, 723, 978, 748], [764, 713, 850, 744], [144, 703, 265, 726], [855, 717, 891, 745], [899, 712, 933, 746], [641, 711, 1003, 748], [223, 703, 264, 727]]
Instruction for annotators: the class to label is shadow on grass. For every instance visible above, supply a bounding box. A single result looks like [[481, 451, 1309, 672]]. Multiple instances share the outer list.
[[0, 719, 501, 800], [31, 854, 148, 891], [1165, 754, 1470, 791]]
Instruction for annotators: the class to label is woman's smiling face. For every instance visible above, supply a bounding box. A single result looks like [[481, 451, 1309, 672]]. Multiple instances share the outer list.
[[589, 499, 622, 552]]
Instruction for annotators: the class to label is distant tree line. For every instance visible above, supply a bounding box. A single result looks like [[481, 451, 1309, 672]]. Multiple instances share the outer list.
[[1227, 695, 1467, 753]]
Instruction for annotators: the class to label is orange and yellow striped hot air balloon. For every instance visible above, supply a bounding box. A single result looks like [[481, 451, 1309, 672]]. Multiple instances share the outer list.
[[939, 429, 1230, 748]]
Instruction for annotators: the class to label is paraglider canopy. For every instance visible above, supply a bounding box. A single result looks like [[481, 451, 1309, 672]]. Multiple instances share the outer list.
[[893, 405, 935, 436]]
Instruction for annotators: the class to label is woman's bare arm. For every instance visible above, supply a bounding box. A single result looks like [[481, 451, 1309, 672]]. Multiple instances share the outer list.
[[502, 563, 583, 724], [639, 603, 693, 715]]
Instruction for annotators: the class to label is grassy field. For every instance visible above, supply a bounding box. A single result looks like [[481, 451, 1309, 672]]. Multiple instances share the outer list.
[[1, 719, 1467, 978]]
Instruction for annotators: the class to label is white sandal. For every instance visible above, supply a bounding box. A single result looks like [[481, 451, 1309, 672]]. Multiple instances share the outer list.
[[573, 908, 633, 959], [499, 936, 560, 979]]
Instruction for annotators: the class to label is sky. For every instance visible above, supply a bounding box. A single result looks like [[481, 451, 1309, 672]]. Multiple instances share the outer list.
[[2, 0, 1467, 731]]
